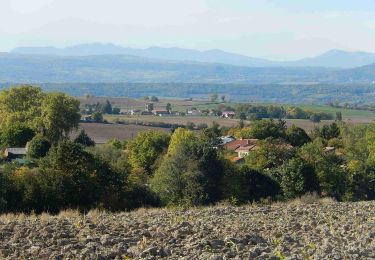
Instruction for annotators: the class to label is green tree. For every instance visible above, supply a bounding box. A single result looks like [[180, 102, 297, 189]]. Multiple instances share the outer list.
[[285, 125, 311, 147], [0, 124, 35, 147], [39, 93, 81, 142], [280, 158, 320, 198], [0, 85, 44, 129], [223, 165, 280, 204], [92, 112, 103, 122], [245, 138, 295, 170], [38, 141, 127, 212], [209, 93, 218, 102], [127, 131, 170, 174], [102, 100, 113, 114], [336, 111, 343, 121], [74, 130, 95, 147], [112, 107, 120, 114], [27, 135, 51, 159], [298, 139, 348, 199], [320, 123, 341, 140], [151, 138, 224, 206], [150, 96, 159, 102], [166, 103, 172, 113], [242, 119, 286, 140], [167, 128, 196, 155], [310, 114, 321, 123]]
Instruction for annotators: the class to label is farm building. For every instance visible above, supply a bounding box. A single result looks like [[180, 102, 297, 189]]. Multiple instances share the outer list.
[[4, 148, 27, 160], [152, 110, 170, 116], [222, 111, 236, 118]]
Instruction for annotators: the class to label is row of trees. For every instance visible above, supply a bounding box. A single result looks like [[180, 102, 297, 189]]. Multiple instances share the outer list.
[[236, 104, 334, 122], [82, 100, 120, 115]]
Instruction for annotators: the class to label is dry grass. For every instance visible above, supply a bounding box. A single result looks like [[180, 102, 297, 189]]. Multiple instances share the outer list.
[[0, 195, 338, 221]]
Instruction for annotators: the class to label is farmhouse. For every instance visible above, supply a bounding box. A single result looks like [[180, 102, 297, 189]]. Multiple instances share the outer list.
[[4, 148, 27, 161], [152, 110, 170, 116], [223, 138, 259, 152], [187, 109, 203, 116], [130, 109, 141, 115], [222, 111, 236, 118]]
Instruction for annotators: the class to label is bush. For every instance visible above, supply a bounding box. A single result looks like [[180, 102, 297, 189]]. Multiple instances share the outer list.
[[27, 135, 51, 159], [223, 165, 280, 204]]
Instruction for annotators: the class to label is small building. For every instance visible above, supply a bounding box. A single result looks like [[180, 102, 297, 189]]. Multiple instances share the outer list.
[[152, 110, 170, 116], [141, 111, 152, 115], [4, 148, 27, 160], [222, 111, 236, 118], [130, 109, 142, 115], [187, 109, 203, 116]]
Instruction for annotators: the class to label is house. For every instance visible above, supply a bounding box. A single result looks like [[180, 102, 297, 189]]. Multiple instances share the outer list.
[[120, 108, 130, 115], [130, 109, 141, 115], [152, 110, 170, 116], [4, 148, 27, 161], [235, 144, 258, 158], [223, 138, 259, 162], [187, 109, 203, 116], [222, 111, 236, 118], [223, 138, 259, 152]]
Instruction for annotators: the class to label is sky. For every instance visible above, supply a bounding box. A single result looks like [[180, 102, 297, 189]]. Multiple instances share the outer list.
[[1, 0, 375, 60]]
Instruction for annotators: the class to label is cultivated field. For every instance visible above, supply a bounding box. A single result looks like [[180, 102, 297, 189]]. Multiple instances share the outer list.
[[0, 200, 373, 259], [77, 123, 170, 143], [79, 97, 374, 142]]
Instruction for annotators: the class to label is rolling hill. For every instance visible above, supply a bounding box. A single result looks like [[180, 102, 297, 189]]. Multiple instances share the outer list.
[[0, 52, 332, 84], [11, 43, 375, 68]]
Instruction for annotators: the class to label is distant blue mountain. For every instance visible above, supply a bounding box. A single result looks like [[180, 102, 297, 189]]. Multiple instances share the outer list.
[[287, 49, 375, 68], [12, 43, 375, 68]]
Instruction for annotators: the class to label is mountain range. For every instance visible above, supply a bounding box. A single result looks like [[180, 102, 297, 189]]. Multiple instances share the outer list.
[[11, 43, 375, 68]]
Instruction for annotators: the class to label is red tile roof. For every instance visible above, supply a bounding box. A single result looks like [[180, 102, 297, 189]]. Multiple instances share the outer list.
[[223, 139, 258, 151]]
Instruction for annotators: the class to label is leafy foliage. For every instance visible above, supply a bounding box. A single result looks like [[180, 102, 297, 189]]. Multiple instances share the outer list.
[[74, 130, 95, 147], [27, 135, 51, 159], [127, 131, 170, 174], [280, 158, 320, 198]]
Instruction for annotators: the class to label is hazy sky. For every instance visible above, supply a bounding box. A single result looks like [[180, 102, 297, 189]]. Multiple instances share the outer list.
[[1, 0, 375, 60]]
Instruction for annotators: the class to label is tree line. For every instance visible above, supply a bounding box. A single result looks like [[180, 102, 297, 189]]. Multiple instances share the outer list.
[[0, 86, 374, 214]]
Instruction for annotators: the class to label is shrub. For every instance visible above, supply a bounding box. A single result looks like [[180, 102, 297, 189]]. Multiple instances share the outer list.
[[27, 135, 51, 159], [223, 165, 280, 204]]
